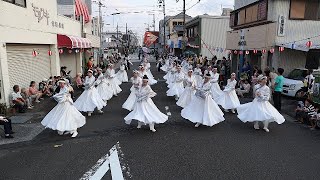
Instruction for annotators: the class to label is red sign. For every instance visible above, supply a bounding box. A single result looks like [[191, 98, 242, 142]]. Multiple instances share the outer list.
[[143, 31, 158, 47]]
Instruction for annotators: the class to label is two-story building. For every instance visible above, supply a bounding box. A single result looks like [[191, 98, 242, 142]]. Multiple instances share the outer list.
[[186, 15, 230, 59], [0, 0, 92, 106], [227, 0, 320, 75]]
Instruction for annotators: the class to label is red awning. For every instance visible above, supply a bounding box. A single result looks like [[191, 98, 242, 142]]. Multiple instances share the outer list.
[[57, 34, 92, 48], [75, 0, 90, 23]]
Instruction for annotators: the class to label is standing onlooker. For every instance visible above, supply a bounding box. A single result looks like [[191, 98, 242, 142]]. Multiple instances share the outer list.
[[29, 81, 43, 103], [87, 57, 94, 70], [305, 69, 315, 95], [76, 73, 83, 89], [273, 68, 284, 111], [11, 85, 27, 113]]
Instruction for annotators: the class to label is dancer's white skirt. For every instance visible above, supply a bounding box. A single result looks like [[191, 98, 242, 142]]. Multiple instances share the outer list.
[[215, 90, 240, 110], [42, 101, 86, 131], [181, 95, 224, 126], [237, 99, 285, 124], [124, 98, 168, 125], [116, 70, 129, 82], [166, 82, 184, 97], [97, 81, 113, 101], [74, 87, 106, 112], [176, 87, 195, 108]]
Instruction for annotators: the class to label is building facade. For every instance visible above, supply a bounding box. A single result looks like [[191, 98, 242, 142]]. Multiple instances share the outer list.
[[186, 15, 230, 59], [0, 0, 93, 106], [227, 0, 320, 75]]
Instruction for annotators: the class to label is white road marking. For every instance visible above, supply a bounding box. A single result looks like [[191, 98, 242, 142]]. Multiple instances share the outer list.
[[80, 144, 125, 180]]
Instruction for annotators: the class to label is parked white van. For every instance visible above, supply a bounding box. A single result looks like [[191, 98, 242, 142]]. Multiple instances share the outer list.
[[282, 68, 320, 97]]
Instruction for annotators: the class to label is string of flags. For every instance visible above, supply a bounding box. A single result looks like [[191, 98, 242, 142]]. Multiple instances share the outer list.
[[32, 48, 94, 57]]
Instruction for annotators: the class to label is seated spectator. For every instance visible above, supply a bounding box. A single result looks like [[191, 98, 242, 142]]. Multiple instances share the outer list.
[[0, 116, 14, 138], [39, 79, 52, 97], [236, 80, 251, 97], [11, 85, 27, 113], [29, 81, 43, 103], [309, 109, 319, 130], [21, 88, 33, 109], [76, 73, 83, 89], [295, 99, 317, 124]]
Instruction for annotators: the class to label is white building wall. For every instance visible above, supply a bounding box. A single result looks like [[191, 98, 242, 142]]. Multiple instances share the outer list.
[[200, 16, 230, 59]]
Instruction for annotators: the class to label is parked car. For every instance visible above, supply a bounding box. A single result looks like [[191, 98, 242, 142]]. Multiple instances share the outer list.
[[282, 68, 320, 97]]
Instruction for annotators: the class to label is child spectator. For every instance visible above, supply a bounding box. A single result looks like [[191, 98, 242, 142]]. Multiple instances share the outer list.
[[295, 99, 317, 124], [236, 80, 251, 97], [309, 108, 319, 130]]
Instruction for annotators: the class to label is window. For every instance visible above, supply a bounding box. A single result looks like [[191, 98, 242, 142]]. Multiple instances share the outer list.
[[229, 0, 267, 28], [3, 0, 26, 7], [290, 0, 320, 20]]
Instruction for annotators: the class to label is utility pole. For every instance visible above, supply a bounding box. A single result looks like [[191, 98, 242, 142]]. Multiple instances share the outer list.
[[153, 14, 156, 52], [158, 0, 166, 54], [98, 0, 103, 64], [116, 23, 119, 52]]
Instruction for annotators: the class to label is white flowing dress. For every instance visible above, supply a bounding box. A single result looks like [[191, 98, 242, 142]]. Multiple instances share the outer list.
[[116, 64, 129, 83], [211, 73, 223, 100], [237, 85, 285, 124], [124, 85, 168, 125], [181, 81, 225, 126], [122, 77, 142, 111], [193, 68, 203, 87], [96, 73, 113, 101], [160, 59, 170, 72], [106, 68, 122, 96], [139, 69, 157, 85], [176, 75, 196, 108], [42, 87, 86, 131], [216, 79, 240, 110], [145, 63, 155, 80], [166, 71, 185, 98], [74, 76, 106, 112]]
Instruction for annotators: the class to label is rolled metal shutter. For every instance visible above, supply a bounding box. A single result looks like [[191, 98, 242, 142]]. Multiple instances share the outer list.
[[6, 44, 52, 90]]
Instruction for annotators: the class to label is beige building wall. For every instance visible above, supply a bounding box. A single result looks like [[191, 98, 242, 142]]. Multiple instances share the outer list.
[[0, 0, 83, 105]]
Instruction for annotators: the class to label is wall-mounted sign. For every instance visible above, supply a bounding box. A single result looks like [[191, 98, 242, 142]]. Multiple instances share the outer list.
[[238, 30, 246, 49], [277, 15, 286, 37], [32, 3, 64, 29]]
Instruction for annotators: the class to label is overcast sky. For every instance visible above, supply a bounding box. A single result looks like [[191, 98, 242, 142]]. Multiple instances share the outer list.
[[93, 0, 234, 43]]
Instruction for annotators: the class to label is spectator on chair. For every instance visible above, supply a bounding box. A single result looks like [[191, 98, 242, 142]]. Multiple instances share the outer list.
[[236, 80, 251, 97], [39, 79, 52, 97], [21, 87, 33, 109], [11, 85, 27, 113], [0, 116, 14, 138], [295, 99, 317, 124], [29, 81, 43, 103]]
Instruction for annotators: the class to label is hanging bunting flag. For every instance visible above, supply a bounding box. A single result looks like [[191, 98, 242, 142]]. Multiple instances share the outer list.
[[262, 49, 267, 54], [253, 49, 258, 54], [75, 49, 80, 53], [48, 50, 52, 56], [306, 40, 313, 48], [32, 50, 38, 57], [279, 46, 285, 52], [270, 48, 275, 53], [245, 50, 250, 55], [59, 49, 64, 54]]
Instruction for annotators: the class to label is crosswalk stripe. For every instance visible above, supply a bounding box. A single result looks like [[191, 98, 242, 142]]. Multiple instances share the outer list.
[[80, 144, 125, 180]]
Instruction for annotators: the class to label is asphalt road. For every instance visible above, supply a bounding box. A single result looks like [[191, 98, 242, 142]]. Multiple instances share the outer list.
[[1, 57, 320, 180]]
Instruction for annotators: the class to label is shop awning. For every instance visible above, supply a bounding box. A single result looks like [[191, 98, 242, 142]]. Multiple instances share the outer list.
[[57, 34, 92, 48]]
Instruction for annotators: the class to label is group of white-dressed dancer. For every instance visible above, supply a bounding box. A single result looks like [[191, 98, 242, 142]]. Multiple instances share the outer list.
[[162, 56, 285, 132], [40, 54, 286, 138], [41, 61, 130, 137]]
